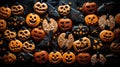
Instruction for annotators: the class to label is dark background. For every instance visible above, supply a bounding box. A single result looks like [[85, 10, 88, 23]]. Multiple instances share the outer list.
[[0, 0, 120, 67]]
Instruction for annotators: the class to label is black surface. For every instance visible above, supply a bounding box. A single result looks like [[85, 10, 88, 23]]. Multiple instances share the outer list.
[[0, 0, 120, 67]]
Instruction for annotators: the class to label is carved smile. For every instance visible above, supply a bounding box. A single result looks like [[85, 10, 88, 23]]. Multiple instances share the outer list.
[[87, 9, 95, 13], [23, 47, 33, 51], [0, 11, 8, 17], [52, 58, 59, 61], [104, 35, 112, 38], [35, 8, 46, 12], [66, 59, 72, 62], [76, 43, 89, 51], [10, 45, 20, 49], [61, 26, 69, 28], [12, 10, 23, 13], [33, 34, 41, 39], [0, 26, 3, 28], [29, 20, 36, 24]]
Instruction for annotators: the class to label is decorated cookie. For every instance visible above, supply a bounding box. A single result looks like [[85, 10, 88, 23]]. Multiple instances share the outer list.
[[58, 32, 74, 50], [73, 37, 91, 52], [42, 17, 58, 33]]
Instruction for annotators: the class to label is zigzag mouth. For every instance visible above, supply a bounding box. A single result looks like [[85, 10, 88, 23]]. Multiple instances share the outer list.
[[76, 44, 89, 51], [0, 11, 8, 17], [12, 10, 23, 13]]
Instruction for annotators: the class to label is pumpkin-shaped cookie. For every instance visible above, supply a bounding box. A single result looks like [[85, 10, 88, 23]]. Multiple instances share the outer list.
[[76, 53, 91, 64], [73, 37, 91, 52], [62, 51, 76, 64], [26, 13, 40, 27], [85, 14, 98, 26], [31, 27, 46, 42], [18, 27, 30, 41], [11, 3, 24, 15], [110, 40, 120, 53], [2, 52, 16, 64], [34, 2, 48, 15], [114, 28, 120, 41], [0, 19, 7, 32], [99, 30, 114, 42], [82, 2, 97, 14], [4, 29, 17, 41], [58, 4, 71, 16], [48, 50, 62, 64], [58, 17, 73, 32], [115, 13, 120, 25], [22, 40, 35, 53], [34, 50, 48, 64], [0, 6, 11, 19], [9, 39, 23, 53]]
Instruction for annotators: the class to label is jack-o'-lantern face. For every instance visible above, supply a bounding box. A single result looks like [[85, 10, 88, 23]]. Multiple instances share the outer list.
[[62, 51, 76, 64], [82, 2, 97, 14], [73, 37, 91, 52], [85, 14, 98, 26], [91, 53, 106, 65], [58, 4, 71, 16], [114, 28, 120, 41], [0, 6, 11, 19], [34, 2, 48, 15], [4, 29, 17, 40], [11, 4, 24, 15], [26, 13, 40, 27], [58, 18, 73, 32], [2, 52, 16, 64], [100, 30, 114, 42], [9, 39, 23, 52], [0, 19, 7, 32], [31, 27, 46, 42], [115, 13, 120, 25], [8, 16, 25, 28], [22, 40, 35, 52], [42, 18, 58, 34], [110, 41, 120, 53], [18, 27, 30, 41], [76, 53, 91, 64], [34, 50, 48, 64], [48, 51, 62, 64], [98, 15, 115, 30], [72, 24, 89, 38], [58, 32, 74, 50]]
